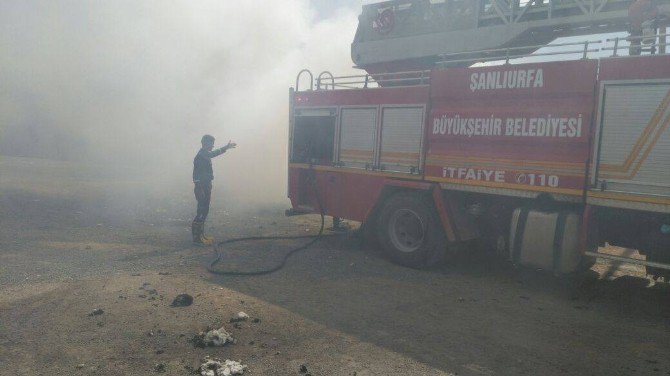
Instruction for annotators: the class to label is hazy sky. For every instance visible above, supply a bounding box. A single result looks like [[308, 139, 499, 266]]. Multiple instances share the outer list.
[[312, 0, 364, 18]]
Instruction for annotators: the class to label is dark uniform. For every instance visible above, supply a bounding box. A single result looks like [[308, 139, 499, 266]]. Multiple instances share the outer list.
[[191, 146, 227, 243]]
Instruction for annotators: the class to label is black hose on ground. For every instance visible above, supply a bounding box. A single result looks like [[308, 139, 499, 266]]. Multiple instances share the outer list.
[[207, 175, 336, 276]]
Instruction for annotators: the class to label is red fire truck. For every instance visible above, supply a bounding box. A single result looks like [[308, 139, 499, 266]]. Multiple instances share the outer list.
[[288, 0, 670, 277]]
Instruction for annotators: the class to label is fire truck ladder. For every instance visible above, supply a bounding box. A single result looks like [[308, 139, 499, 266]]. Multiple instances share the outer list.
[[352, 0, 670, 70]]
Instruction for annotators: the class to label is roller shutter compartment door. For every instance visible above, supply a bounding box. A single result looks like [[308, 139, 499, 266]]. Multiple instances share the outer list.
[[596, 83, 670, 197], [339, 108, 377, 168], [379, 107, 424, 173]]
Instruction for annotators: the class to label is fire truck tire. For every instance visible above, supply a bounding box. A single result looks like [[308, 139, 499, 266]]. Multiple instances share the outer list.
[[377, 192, 446, 268]]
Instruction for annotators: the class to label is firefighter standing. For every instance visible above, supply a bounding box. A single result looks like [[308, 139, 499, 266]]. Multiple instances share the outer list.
[[192, 135, 236, 245]]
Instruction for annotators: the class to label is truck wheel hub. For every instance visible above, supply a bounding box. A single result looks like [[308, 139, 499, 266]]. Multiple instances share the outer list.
[[389, 209, 425, 253]]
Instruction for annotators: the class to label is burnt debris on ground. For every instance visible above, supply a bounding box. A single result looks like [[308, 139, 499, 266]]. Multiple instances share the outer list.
[[171, 293, 193, 307], [88, 308, 104, 316]]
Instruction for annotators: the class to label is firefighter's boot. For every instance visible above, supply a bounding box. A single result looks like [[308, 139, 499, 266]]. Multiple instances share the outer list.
[[201, 223, 215, 244], [192, 221, 212, 246], [199, 235, 214, 246]]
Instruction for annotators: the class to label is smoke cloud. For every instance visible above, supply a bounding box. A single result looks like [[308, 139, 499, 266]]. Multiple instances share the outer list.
[[0, 1, 359, 208]]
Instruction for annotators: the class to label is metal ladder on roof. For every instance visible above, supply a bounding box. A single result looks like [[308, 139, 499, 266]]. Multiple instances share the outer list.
[[352, 0, 670, 70]]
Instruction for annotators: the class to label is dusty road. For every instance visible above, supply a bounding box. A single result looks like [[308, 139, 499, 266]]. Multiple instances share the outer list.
[[1, 156, 670, 376]]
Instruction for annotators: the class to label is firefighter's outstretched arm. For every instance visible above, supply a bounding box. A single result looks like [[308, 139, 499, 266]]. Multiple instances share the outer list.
[[209, 140, 237, 158]]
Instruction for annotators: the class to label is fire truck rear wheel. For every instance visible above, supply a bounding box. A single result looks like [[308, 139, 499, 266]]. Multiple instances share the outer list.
[[377, 192, 446, 268]]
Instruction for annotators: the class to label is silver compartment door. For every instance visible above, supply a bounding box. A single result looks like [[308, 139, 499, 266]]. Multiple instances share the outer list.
[[379, 106, 424, 173], [339, 107, 377, 168], [594, 82, 670, 198]]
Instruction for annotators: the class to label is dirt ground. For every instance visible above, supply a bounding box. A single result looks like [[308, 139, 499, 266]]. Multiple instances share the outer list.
[[1, 156, 670, 376]]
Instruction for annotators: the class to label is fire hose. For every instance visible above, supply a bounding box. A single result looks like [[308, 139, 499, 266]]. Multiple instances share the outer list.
[[207, 175, 338, 276]]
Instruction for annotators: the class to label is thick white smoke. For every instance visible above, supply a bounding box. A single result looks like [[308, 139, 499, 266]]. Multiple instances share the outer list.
[[0, 1, 360, 208]]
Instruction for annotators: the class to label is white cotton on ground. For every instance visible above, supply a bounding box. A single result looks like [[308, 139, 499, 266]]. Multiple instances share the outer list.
[[203, 327, 234, 347], [199, 358, 247, 376]]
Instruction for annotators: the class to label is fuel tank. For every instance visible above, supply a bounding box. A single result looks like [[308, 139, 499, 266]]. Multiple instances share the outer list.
[[509, 207, 585, 274]]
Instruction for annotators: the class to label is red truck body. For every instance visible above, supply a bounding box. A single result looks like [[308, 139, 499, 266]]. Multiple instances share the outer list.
[[288, 54, 670, 273]]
